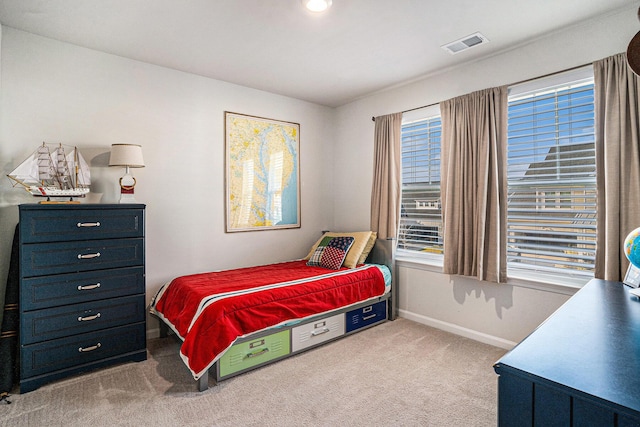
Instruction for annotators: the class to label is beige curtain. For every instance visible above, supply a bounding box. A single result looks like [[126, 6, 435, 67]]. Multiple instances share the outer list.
[[440, 87, 508, 283], [594, 53, 640, 281], [371, 112, 402, 240]]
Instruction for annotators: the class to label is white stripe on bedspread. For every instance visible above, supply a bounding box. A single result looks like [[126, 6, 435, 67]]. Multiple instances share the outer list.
[[149, 263, 391, 343], [186, 264, 389, 333]]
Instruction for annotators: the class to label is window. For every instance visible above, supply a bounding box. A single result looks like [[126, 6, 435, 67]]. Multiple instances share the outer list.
[[396, 67, 596, 284], [507, 67, 596, 281], [398, 106, 443, 257]]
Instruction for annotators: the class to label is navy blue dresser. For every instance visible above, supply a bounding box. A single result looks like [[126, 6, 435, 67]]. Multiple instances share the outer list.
[[494, 279, 640, 426], [18, 204, 147, 392]]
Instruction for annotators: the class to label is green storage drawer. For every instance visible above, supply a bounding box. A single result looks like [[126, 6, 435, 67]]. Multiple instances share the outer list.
[[218, 329, 290, 378]]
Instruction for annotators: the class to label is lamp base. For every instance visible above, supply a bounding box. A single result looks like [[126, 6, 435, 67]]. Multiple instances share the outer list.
[[119, 172, 138, 204], [119, 193, 138, 204]]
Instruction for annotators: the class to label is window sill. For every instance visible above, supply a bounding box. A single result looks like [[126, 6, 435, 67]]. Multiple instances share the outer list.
[[395, 253, 586, 296], [507, 269, 586, 296], [396, 252, 442, 272]]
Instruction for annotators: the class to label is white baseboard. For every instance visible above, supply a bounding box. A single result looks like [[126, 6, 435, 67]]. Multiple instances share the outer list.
[[398, 309, 517, 350]]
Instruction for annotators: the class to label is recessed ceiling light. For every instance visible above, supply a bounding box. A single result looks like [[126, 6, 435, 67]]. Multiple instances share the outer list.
[[302, 0, 332, 13]]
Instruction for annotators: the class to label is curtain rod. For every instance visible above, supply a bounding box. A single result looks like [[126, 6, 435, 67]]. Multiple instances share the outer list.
[[371, 60, 595, 122], [371, 102, 437, 122]]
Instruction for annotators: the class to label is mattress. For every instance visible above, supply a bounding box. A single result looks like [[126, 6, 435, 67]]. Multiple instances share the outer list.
[[150, 260, 390, 379]]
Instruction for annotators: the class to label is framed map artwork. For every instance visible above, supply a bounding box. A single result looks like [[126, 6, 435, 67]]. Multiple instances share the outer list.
[[225, 112, 300, 232]]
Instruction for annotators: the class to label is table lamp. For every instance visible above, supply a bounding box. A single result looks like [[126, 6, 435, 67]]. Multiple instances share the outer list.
[[109, 143, 145, 203]]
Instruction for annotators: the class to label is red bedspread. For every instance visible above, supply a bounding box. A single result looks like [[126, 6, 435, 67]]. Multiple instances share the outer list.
[[151, 260, 386, 379]]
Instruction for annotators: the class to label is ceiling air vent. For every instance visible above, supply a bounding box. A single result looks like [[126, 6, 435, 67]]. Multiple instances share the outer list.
[[441, 32, 489, 55]]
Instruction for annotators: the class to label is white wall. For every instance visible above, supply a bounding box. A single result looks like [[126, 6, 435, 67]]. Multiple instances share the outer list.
[[1, 5, 638, 347], [333, 4, 639, 347], [0, 27, 336, 333]]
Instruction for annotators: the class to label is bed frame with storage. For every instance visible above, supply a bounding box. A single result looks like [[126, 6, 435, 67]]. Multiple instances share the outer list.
[[157, 238, 396, 391]]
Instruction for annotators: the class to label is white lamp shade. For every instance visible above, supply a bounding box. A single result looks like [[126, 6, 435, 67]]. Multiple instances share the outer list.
[[109, 144, 145, 167]]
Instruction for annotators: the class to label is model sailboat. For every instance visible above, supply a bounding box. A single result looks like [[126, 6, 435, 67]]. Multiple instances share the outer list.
[[7, 142, 91, 198]]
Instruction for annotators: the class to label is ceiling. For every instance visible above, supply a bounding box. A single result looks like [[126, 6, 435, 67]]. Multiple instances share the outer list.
[[0, 0, 637, 107]]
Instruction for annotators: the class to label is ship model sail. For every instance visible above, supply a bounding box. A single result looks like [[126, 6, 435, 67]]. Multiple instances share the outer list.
[[7, 142, 91, 198]]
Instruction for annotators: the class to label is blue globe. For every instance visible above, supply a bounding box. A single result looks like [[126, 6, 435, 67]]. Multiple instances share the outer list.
[[624, 227, 640, 268]]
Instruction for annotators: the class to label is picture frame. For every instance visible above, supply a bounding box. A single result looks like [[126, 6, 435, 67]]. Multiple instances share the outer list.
[[624, 263, 640, 288], [225, 112, 300, 232]]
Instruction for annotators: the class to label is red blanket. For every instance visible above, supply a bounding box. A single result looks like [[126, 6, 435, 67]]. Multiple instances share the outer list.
[[151, 260, 386, 379]]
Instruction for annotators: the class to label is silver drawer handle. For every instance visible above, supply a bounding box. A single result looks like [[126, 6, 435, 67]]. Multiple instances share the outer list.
[[310, 327, 330, 337], [77, 252, 101, 259], [78, 283, 101, 291], [77, 222, 101, 227], [362, 314, 376, 321], [245, 348, 269, 359], [78, 343, 101, 353], [78, 313, 101, 322]]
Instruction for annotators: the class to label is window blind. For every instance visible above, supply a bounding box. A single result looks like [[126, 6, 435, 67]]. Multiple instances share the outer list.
[[398, 116, 443, 254], [507, 76, 596, 279]]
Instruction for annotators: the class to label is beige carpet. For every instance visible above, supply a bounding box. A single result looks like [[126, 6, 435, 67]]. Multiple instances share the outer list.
[[1, 318, 506, 426]]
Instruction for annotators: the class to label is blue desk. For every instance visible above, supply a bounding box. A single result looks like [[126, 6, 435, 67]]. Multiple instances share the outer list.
[[494, 279, 640, 426]]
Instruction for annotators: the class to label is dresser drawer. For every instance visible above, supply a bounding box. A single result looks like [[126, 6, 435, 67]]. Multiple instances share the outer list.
[[21, 238, 144, 277], [218, 329, 290, 378], [291, 313, 345, 352], [21, 266, 144, 311], [20, 322, 146, 378], [20, 207, 144, 243], [21, 295, 146, 345], [345, 300, 387, 333]]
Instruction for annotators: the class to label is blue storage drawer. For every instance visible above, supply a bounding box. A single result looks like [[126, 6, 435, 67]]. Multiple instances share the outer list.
[[345, 300, 387, 333], [21, 266, 144, 311], [21, 294, 146, 345], [20, 206, 144, 243], [21, 238, 144, 277]]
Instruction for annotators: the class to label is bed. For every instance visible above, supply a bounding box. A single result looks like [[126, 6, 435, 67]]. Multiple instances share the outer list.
[[150, 232, 396, 391]]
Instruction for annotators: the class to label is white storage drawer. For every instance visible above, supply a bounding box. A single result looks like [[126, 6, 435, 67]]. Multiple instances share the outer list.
[[291, 313, 345, 352]]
